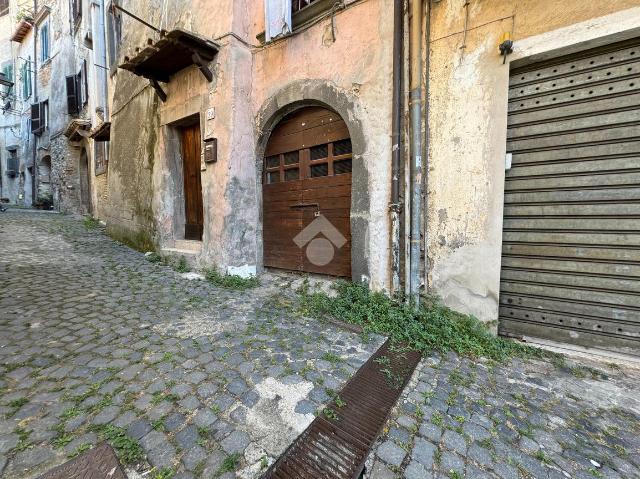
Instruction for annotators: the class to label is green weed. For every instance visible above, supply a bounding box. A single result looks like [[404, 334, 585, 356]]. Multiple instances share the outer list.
[[83, 216, 100, 230], [218, 453, 241, 474], [297, 280, 554, 362], [204, 269, 260, 290], [94, 425, 143, 465]]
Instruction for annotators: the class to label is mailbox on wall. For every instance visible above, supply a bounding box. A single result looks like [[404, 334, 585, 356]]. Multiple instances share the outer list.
[[203, 138, 217, 163]]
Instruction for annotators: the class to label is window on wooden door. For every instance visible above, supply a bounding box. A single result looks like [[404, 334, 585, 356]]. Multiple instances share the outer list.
[[265, 138, 352, 182]]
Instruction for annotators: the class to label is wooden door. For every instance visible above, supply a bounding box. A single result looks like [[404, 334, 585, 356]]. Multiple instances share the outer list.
[[263, 107, 352, 277], [181, 124, 204, 241]]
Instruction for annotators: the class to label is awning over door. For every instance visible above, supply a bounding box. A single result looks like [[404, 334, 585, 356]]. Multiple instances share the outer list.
[[119, 29, 219, 102]]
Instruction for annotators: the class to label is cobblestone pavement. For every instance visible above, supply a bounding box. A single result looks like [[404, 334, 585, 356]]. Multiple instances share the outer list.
[[367, 352, 640, 479], [0, 211, 383, 479]]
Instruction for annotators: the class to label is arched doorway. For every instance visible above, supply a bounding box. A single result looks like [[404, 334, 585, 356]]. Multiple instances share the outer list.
[[79, 148, 91, 214], [262, 106, 352, 277]]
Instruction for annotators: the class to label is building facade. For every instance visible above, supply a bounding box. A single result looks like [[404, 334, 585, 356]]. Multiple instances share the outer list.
[[0, 0, 111, 214], [427, 0, 640, 355], [105, 0, 395, 288], [4, 0, 636, 356]]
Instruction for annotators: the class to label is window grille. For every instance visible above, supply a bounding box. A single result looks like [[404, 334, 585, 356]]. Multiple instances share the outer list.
[[292, 0, 320, 14]]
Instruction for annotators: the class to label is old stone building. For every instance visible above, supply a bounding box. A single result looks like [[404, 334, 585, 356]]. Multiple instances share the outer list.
[[0, 0, 111, 214], [103, 0, 640, 356]]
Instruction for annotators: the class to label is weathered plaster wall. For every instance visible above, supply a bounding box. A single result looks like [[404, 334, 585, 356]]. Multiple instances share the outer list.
[[427, 1, 640, 323], [106, 0, 395, 289], [251, 0, 394, 288]]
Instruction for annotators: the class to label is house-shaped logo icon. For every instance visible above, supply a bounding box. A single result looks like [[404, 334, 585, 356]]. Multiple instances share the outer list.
[[293, 215, 347, 266]]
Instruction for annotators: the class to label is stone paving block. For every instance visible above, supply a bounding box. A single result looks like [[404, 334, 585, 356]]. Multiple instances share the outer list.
[[404, 461, 430, 479], [221, 430, 250, 454], [140, 430, 176, 469], [377, 440, 406, 467]]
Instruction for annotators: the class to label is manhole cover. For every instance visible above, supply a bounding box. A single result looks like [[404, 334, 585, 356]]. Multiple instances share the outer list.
[[37, 442, 127, 479]]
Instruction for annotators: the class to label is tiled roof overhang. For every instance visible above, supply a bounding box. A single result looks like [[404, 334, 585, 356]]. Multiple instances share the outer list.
[[11, 19, 33, 43]]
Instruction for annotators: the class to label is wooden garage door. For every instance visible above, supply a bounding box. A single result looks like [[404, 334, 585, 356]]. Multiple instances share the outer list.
[[499, 38, 640, 356], [263, 107, 352, 277]]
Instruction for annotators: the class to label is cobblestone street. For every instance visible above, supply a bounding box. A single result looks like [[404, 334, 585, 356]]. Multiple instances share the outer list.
[[1, 211, 639, 479], [366, 349, 640, 478], [0, 211, 382, 478]]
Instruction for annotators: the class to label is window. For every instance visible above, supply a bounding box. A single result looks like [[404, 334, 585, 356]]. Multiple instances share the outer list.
[[6, 150, 18, 176], [66, 63, 86, 115], [0, 0, 8, 17], [31, 101, 48, 135], [106, 2, 122, 71], [95, 141, 109, 175], [1, 62, 13, 95], [40, 22, 50, 62], [21, 58, 32, 100], [292, 0, 320, 14], [71, 0, 82, 27]]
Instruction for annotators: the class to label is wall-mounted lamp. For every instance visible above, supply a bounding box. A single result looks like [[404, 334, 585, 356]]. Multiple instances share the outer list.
[[0, 73, 14, 89], [499, 32, 514, 64]]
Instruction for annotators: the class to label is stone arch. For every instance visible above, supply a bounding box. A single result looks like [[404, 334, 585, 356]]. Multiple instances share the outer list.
[[255, 80, 370, 281]]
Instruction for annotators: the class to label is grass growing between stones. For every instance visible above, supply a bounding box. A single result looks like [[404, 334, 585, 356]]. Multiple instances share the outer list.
[[204, 268, 260, 290], [92, 425, 144, 465], [83, 216, 101, 230], [298, 280, 554, 362]]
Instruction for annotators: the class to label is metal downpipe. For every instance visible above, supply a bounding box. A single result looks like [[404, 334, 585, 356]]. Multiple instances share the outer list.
[[390, 0, 404, 295], [409, 0, 423, 302]]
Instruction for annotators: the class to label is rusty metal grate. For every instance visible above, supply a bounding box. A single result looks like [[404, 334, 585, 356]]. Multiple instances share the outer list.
[[37, 442, 126, 479], [263, 339, 422, 479]]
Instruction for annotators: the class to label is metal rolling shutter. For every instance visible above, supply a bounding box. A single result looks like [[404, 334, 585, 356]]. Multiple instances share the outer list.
[[499, 38, 640, 356]]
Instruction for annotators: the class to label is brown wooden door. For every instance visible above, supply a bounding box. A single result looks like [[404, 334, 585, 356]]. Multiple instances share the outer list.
[[181, 124, 204, 240], [263, 107, 352, 277]]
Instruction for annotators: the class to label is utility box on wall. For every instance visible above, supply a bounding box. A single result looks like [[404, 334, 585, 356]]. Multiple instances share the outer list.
[[203, 138, 217, 163]]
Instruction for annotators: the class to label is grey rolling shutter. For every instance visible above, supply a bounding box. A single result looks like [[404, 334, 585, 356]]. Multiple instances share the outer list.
[[499, 38, 640, 356], [66, 75, 79, 114]]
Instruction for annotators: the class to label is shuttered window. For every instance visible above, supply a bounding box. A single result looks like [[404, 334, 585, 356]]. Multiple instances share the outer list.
[[21, 58, 32, 100], [31, 102, 47, 135], [6, 150, 18, 174], [66, 73, 81, 115], [106, 2, 122, 70], [1, 62, 13, 95], [40, 22, 50, 62], [71, 0, 82, 26]]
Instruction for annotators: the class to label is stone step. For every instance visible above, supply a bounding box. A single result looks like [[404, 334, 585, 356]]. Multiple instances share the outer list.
[[173, 239, 202, 253]]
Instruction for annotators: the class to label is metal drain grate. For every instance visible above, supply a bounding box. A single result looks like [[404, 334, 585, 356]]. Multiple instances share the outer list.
[[263, 339, 422, 479]]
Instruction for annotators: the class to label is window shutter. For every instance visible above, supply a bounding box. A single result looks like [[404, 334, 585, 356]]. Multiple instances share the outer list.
[[66, 74, 79, 115], [81, 60, 88, 105], [31, 103, 41, 133], [265, 0, 292, 42], [3, 63, 13, 94]]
